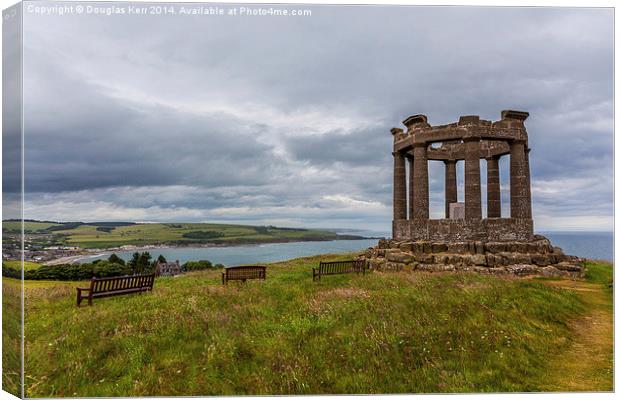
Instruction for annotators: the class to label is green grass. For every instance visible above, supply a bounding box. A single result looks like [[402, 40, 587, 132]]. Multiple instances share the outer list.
[[3, 220, 62, 233], [2, 278, 22, 397], [536, 261, 613, 391], [20, 255, 612, 396], [3, 260, 41, 271], [45, 223, 344, 249], [584, 261, 613, 286]]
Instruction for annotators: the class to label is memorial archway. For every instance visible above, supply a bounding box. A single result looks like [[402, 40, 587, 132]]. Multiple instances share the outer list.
[[390, 110, 533, 241]]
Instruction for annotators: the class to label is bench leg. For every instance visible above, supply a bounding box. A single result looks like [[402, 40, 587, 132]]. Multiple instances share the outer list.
[[88, 295, 93, 306], [313, 269, 321, 282], [76, 288, 84, 307]]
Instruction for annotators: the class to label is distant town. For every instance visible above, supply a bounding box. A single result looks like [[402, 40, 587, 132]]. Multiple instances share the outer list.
[[2, 219, 370, 264]]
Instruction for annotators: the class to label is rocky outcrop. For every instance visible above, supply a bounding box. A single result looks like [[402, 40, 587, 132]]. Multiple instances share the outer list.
[[361, 235, 584, 278]]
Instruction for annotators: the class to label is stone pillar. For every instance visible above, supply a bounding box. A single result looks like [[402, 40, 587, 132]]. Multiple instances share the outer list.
[[393, 151, 407, 220], [464, 138, 482, 219], [444, 160, 457, 218], [412, 144, 429, 219], [510, 141, 532, 219], [486, 156, 501, 218], [525, 148, 532, 217], [408, 156, 414, 220]]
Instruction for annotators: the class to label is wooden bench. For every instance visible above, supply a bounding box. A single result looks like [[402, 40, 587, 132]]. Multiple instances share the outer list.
[[76, 274, 155, 306], [222, 265, 266, 284], [313, 260, 367, 281]]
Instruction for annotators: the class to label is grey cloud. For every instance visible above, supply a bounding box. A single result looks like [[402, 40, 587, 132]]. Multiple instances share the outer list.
[[285, 127, 391, 167], [14, 4, 614, 231]]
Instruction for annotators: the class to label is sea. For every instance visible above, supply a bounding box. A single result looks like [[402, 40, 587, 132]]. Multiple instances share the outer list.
[[540, 231, 613, 262], [77, 230, 613, 266]]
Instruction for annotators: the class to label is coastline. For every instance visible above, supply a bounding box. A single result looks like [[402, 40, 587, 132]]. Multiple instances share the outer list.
[[44, 236, 380, 265]]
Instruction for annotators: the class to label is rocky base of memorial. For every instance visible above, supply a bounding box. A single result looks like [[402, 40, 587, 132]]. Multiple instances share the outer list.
[[361, 235, 585, 278]]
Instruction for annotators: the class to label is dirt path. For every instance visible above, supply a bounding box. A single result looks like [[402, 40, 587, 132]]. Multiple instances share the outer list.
[[537, 278, 613, 391]]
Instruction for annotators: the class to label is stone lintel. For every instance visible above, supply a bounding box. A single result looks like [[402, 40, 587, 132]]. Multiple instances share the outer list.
[[393, 134, 414, 153], [458, 115, 480, 125], [462, 135, 481, 143], [397, 112, 528, 146], [403, 114, 428, 129], [427, 141, 510, 161], [501, 110, 529, 121]]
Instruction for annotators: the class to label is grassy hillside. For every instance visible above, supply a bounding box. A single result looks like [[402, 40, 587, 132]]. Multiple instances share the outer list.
[[3, 260, 41, 271], [4, 220, 358, 249], [3, 220, 63, 234], [2, 277, 21, 397], [17, 255, 612, 396], [535, 261, 613, 391]]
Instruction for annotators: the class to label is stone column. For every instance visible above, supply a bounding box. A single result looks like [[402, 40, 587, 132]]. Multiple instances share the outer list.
[[393, 151, 407, 220], [408, 155, 414, 220], [444, 160, 457, 218], [510, 141, 532, 219], [525, 148, 532, 217], [486, 156, 501, 218], [412, 144, 429, 219], [464, 138, 482, 219]]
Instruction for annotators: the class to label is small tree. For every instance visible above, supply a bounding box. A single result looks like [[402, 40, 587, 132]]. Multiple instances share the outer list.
[[157, 254, 167, 264], [138, 252, 152, 273], [128, 252, 152, 274], [108, 253, 125, 265], [128, 252, 140, 273]]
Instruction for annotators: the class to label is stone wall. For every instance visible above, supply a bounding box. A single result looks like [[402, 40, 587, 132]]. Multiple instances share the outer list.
[[393, 218, 533, 241], [362, 235, 584, 278]]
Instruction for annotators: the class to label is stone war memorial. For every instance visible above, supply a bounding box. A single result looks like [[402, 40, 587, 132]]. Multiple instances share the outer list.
[[364, 110, 584, 277]]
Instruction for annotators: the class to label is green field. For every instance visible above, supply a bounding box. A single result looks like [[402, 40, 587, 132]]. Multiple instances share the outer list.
[[12, 256, 613, 396], [3, 260, 41, 271], [4, 221, 356, 249], [3, 220, 62, 234]]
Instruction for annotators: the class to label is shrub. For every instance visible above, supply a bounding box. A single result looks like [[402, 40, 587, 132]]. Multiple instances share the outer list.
[[108, 253, 126, 265], [1, 263, 21, 279], [3, 260, 132, 281], [2, 257, 224, 280], [182, 260, 222, 271], [181, 231, 224, 240], [93, 261, 132, 278]]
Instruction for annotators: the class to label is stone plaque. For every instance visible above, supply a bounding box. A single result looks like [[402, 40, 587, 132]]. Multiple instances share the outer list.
[[449, 202, 465, 219]]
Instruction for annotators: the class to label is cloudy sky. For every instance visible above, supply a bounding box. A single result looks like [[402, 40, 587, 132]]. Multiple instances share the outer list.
[[11, 3, 614, 233]]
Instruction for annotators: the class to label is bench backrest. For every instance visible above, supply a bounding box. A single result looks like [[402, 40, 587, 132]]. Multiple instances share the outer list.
[[319, 260, 366, 274], [90, 274, 155, 294], [224, 265, 266, 280]]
